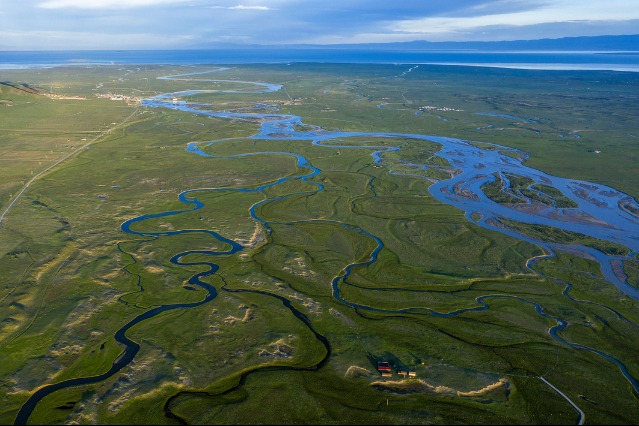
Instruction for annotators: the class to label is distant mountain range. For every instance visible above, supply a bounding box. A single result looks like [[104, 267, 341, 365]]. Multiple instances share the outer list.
[[265, 34, 639, 52]]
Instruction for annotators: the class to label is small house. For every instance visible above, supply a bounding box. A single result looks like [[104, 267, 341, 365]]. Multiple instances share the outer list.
[[377, 361, 392, 373]]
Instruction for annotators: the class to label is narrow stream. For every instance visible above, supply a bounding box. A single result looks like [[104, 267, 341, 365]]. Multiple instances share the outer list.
[[15, 67, 639, 424]]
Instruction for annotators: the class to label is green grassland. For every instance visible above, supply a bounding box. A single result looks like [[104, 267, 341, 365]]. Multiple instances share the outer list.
[[1, 63, 639, 425]]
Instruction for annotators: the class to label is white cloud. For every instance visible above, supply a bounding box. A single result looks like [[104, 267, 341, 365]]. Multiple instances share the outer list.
[[0, 29, 198, 50], [209, 4, 272, 11], [38, 0, 192, 9], [8, 0, 639, 48], [392, 0, 639, 35], [230, 5, 270, 10]]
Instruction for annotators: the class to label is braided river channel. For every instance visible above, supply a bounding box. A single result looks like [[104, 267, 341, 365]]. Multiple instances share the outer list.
[[15, 68, 639, 424]]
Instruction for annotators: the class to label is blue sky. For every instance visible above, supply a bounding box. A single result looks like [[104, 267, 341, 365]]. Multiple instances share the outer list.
[[1, 0, 638, 50]]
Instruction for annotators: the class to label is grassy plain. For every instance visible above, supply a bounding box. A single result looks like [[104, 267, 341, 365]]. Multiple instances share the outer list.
[[1, 63, 639, 425]]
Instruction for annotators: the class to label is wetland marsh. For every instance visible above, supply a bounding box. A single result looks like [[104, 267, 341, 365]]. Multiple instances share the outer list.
[[1, 62, 639, 425]]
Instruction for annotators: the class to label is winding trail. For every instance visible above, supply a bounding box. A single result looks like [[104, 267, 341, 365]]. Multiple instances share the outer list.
[[14, 67, 639, 425]]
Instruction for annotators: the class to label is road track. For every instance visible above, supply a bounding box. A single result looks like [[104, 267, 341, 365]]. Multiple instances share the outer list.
[[539, 376, 585, 425], [0, 107, 140, 224]]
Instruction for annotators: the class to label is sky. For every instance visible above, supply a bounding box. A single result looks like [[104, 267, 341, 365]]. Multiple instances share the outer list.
[[1, 0, 638, 50]]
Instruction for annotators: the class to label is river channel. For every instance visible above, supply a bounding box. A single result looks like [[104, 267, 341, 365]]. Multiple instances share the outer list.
[[14, 67, 639, 424]]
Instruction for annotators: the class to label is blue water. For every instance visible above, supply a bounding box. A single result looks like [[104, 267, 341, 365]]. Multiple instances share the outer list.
[[2, 49, 639, 71], [140, 68, 639, 299], [141, 69, 639, 394], [14, 66, 639, 425]]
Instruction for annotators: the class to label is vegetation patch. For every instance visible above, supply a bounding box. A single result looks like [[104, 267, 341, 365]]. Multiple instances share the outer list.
[[496, 218, 630, 256]]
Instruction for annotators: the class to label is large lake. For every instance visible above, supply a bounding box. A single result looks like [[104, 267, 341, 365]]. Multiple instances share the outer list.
[[2, 49, 639, 71]]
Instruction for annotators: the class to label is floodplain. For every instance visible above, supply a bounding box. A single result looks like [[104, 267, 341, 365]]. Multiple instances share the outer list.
[[1, 63, 639, 425]]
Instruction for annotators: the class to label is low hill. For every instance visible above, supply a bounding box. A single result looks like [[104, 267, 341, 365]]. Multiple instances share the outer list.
[[276, 34, 639, 52], [0, 82, 43, 104], [0, 81, 42, 96]]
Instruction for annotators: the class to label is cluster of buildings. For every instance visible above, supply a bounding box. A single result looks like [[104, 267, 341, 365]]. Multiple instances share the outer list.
[[262, 97, 303, 106], [94, 93, 141, 105], [419, 105, 464, 112], [377, 361, 417, 378], [43, 93, 87, 100]]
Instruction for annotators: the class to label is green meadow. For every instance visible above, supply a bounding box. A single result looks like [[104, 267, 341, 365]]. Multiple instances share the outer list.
[[1, 63, 639, 425]]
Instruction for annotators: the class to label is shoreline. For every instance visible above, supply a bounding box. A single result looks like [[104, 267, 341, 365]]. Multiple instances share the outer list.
[[3, 62, 639, 73], [2, 49, 639, 72]]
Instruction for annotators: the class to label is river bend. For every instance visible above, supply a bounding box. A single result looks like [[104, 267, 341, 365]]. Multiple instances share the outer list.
[[15, 67, 639, 424]]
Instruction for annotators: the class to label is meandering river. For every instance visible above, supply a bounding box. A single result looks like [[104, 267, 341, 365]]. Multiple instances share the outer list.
[[151, 69, 639, 298], [14, 67, 639, 424]]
